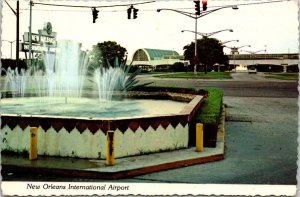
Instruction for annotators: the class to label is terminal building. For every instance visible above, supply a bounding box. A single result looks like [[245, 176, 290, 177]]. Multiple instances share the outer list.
[[227, 53, 299, 72], [131, 48, 188, 71]]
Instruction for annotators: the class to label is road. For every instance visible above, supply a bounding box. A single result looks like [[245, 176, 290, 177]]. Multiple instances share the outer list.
[[2, 72, 298, 185], [137, 72, 298, 98]]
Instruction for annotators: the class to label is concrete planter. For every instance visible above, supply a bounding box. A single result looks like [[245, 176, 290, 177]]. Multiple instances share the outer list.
[[1, 92, 205, 159]]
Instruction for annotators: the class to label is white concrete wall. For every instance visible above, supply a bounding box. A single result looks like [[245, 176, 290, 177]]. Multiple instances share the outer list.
[[1, 123, 188, 159], [229, 59, 298, 66]]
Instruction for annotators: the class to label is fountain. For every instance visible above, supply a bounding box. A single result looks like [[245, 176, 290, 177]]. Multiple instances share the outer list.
[[1, 40, 205, 159]]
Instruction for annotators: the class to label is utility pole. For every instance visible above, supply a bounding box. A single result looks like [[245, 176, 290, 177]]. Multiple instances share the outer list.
[[16, 0, 19, 66]]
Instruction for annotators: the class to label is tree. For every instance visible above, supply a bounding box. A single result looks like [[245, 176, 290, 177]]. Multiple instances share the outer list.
[[89, 41, 127, 69], [183, 37, 229, 74]]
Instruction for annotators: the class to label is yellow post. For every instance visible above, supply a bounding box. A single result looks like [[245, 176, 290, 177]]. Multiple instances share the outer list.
[[196, 123, 203, 152], [106, 130, 115, 166], [29, 127, 38, 160]]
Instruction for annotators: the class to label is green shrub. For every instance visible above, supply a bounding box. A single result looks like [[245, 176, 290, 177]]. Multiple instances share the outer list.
[[196, 87, 223, 124], [171, 62, 186, 72], [133, 86, 223, 125]]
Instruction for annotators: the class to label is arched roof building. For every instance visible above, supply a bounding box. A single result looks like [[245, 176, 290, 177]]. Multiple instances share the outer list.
[[131, 48, 187, 71], [132, 48, 179, 61]]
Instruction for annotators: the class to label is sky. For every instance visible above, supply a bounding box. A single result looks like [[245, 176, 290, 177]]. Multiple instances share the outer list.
[[1, 0, 299, 60]]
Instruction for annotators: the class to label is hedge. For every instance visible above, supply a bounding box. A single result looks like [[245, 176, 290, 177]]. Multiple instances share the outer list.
[[195, 87, 223, 125], [133, 86, 223, 126]]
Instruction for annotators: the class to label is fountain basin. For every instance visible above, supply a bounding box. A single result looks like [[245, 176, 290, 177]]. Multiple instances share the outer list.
[[1, 92, 205, 159]]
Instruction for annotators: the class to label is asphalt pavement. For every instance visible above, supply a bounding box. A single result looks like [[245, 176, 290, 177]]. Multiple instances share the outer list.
[[137, 72, 298, 98]]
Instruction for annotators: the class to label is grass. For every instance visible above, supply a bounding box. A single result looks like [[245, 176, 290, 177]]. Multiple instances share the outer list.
[[153, 72, 232, 79], [266, 73, 298, 80]]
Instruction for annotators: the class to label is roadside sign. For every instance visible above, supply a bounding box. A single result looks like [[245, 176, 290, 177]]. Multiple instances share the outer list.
[[21, 22, 57, 56]]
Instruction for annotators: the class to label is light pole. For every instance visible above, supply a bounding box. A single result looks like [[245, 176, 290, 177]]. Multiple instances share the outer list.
[[4, 0, 19, 66], [157, 5, 238, 74], [264, 45, 267, 64], [3, 40, 15, 59]]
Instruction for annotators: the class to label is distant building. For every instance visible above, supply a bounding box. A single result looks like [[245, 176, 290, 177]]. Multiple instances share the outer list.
[[131, 48, 188, 71], [228, 53, 299, 72]]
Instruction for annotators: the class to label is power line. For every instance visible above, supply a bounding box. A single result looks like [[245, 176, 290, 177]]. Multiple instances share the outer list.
[[209, 0, 289, 8], [16, 0, 288, 13], [16, 8, 182, 13], [32, 1, 156, 9]]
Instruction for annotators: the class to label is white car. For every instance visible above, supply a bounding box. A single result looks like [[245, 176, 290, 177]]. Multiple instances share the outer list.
[[248, 68, 257, 74]]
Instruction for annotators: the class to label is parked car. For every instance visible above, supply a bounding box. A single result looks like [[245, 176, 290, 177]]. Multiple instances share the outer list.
[[248, 68, 257, 74]]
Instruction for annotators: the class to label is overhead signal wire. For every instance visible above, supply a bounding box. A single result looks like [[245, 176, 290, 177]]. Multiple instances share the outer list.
[[17, 0, 289, 13], [32, 1, 156, 9]]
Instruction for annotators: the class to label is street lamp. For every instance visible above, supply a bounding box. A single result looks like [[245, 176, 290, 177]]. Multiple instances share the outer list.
[[181, 29, 233, 37], [181, 29, 233, 74], [241, 49, 266, 66], [3, 40, 15, 59], [157, 5, 238, 74], [241, 49, 266, 55], [225, 44, 251, 55], [220, 39, 239, 45], [225, 45, 251, 70], [4, 1, 20, 65]]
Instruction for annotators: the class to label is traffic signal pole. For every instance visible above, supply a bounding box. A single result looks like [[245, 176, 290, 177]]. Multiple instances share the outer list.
[[194, 0, 200, 74], [194, 17, 198, 74], [157, 3, 238, 75]]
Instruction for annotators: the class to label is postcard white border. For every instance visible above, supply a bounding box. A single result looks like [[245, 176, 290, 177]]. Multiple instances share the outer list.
[[1, 0, 299, 196]]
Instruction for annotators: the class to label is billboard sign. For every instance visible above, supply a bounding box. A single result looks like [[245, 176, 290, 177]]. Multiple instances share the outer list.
[[21, 22, 57, 54]]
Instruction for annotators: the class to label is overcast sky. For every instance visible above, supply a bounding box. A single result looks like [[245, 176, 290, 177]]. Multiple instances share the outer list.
[[1, 0, 299, 60]]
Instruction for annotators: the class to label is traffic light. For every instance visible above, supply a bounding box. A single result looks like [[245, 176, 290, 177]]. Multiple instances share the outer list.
[[127, 7, 132, 19], [202, 0, 207, 11], [92, 7, 99, 23], [127, 5, 138, 19], [194, 1, 200, 15], [133, 8, 139, 19]]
